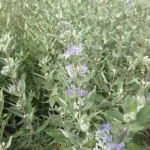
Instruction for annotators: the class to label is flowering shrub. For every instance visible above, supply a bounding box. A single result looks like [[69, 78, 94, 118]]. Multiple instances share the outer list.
[[94, 122, 125, 150], [0, 0, 150, 149]]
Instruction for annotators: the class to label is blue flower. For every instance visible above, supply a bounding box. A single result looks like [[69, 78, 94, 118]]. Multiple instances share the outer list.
[[94, 122, 125, 150], [64, 43, 83, 59], [75, 43, 82, 56], [109, 143, 125, 150], [77, 89, 87, 97], [64, 50, 72, 59], [66, 89, 71, 97], [71, 44, 77, 53], [109, 143, 116, 150], [66, 84, 77, 97], [70, 84, 77, 94], [79, 64, 89, 76], [104, 135, 112, 142], [116, 143, 125, 150], [102, 122, 111, 134], [66, 85, 87, 97]]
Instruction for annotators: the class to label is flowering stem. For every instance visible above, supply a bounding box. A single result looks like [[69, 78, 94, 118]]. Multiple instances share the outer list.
[[5, 51, 35, 135]]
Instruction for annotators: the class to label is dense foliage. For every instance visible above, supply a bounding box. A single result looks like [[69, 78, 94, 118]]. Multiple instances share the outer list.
[[0, 0, 150, 149]]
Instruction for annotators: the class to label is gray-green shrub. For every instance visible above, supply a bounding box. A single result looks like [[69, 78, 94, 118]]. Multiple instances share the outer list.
[[0, 0, 150, 149]]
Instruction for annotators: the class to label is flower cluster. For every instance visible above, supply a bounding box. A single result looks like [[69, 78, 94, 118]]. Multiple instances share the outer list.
[[66, 84, 87, 97], [94, 122, 125, 150], [64, 43, 89, 98], [64, 43, 83, 59], [79, 64, 89, 76], [66, 63, 89, 79], [64, 43, 91, 136]]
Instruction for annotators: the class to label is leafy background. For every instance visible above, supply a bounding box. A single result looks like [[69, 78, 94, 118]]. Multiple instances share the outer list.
[[0, 0, 150, 149]]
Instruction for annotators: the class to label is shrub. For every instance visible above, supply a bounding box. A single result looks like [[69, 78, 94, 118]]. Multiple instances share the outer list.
[[0, 0, 150, 149]]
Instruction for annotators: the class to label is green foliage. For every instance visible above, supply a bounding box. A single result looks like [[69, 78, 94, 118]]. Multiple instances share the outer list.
[[0, 0, 150, 149]]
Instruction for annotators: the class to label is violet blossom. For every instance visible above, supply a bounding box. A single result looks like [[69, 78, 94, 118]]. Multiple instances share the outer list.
[[64, 43, 83, 59], [94, 122, 125, 150], [79, 64, 89, 76], [66, 85, 87, 97]]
